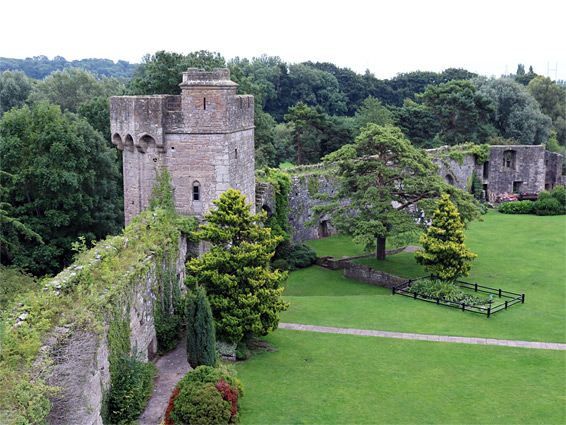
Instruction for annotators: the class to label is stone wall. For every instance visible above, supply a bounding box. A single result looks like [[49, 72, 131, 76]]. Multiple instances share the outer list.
[[111, 68, 255, 226], [45, 235, 188, 425], [343, 262, 406, 288]]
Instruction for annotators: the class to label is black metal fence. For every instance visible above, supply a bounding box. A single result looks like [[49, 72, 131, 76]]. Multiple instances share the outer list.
[[392, 276, 525, 318]]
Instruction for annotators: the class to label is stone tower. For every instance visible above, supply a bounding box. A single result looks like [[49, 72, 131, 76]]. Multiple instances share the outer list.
[[110, 68, 255, 225]]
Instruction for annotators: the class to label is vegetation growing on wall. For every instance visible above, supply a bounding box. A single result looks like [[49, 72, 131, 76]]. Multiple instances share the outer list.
[[0, 203, 195, 424], [432, 143, 491, 166]]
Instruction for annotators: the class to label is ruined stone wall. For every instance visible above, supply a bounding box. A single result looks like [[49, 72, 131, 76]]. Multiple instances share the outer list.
[[287, 170, 339, 242], [111, 68, 255, 226], [45, 235, 188, 425]]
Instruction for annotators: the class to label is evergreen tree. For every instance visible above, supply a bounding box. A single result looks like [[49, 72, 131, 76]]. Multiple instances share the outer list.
[[185, 286, 216, 368], [185, 189, 289, 343], [414, 195, 477, 281]]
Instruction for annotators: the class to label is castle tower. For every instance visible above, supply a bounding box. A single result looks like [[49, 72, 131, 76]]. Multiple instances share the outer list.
[[110, 68, 255, 225]]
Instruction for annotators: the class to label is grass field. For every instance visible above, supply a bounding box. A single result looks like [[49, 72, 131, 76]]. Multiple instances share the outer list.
[[236, 211, 566, 424], [283, 211, 566, 343]]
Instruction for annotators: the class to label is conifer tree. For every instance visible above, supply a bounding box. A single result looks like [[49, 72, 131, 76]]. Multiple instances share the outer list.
[[414, 194, 477, 281], [185, 286, 216, 368], [185, 188, 289, 344]]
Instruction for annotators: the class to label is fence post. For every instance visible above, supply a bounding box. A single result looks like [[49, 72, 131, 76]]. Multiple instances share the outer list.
[[414, 292, 417, 299], [487, 307, 491, 318], [392, 287, 395, 295], [522, 294, 525, 304], [498, 288, 502, 298], [475, 283, 478, 292], [462, 302, 465, 312], [437, 297, 440, 305], [505, 300, 508, 309]]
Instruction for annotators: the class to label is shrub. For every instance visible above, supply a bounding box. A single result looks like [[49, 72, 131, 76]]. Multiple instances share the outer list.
[[287, 243, 316, 270], [106, 353, 157, 424], [532, 197, 563, 216], [551, 185, 566, 208], [409, 279, 488, 306], [235, 341, 250, 361], [168, 365, 243, 425], [498, 200, 533, 214], [271, 258, 290, 271], [537, 190, 552, 201]]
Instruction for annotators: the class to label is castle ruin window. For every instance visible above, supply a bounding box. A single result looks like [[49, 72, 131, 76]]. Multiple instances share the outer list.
[[444, 174, 455, 185], [203, 97, 206, 110], [483, 161, 489, 179], [193, 181, 201, 201], [503, 150, 516, 169], [513, 181, 522, 193], [235, 149, 238, 159]]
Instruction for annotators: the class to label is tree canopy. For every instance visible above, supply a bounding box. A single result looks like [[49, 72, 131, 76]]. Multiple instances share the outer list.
[[185, 189, 289, 343], [477, 78, 552, 145], [0, 102, 123, 275], [314, 124, 482, 260]]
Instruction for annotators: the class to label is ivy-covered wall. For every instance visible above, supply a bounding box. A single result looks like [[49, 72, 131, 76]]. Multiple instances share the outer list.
[[1, 208, 194, 425]]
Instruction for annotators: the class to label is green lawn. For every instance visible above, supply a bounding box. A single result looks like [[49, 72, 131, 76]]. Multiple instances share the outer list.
[[236, 211, 566, 424], [285, 211, 566, 343], [237, 330, 565, 424]]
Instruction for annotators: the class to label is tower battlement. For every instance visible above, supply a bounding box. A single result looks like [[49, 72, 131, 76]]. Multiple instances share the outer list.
[[110, 68, 255, 225]]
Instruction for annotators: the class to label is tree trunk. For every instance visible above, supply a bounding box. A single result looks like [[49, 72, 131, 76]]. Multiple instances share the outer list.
[[376, 235, 387, 261]]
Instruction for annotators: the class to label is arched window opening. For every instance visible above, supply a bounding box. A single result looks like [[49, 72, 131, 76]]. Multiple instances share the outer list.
[[193, 181, 201, 201], [444, 174, 455, 185]]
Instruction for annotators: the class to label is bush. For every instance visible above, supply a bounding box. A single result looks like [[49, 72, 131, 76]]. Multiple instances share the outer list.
[[498, 200, 533, 214], [287, 243, 316, 270], [533, 197, 563, 216], [409, 279, 488, 306], [168, 365, 243, 424], [271, 258, 290, 271], [235, 341, 250, 361], [551, 185, 566, 208], [537, 190, 552, 201], [106, 353, 157, 424]]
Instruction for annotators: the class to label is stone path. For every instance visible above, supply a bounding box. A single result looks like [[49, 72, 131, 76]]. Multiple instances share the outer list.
[[278, 323, 566, 350], [138, 333, 192, 425]]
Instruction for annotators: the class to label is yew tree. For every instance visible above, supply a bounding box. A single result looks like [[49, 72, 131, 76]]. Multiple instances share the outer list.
[[315, 124, 481, 260], [185, 189, 289, 344], [414, 194, 477, 281]]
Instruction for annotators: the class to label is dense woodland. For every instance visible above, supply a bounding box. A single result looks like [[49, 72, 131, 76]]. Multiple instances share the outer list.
[[1, 50, 565, 276]]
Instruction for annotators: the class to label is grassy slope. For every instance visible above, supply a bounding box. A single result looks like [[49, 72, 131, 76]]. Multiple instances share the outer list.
[[282, 211, 566, 343]]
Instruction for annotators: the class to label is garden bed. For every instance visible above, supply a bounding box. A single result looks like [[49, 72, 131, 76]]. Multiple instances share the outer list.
[[392, 276, 525, 318]]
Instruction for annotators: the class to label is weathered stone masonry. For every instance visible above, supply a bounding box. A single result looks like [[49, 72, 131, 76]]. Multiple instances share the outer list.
[[110, 68, 255, 226]]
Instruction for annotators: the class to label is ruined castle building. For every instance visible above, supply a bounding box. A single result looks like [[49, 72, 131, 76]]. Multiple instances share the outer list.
[[110, 68, 255, 225]]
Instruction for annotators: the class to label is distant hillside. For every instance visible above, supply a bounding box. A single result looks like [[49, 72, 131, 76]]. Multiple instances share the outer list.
[[0, 55, 138, 79]]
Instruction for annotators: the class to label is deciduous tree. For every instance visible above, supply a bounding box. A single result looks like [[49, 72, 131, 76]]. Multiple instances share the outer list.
[[527, 76, 566, 145], [477, 77, 552, 145], [0, 103, 123, 275], [185, 189, 288, 343]]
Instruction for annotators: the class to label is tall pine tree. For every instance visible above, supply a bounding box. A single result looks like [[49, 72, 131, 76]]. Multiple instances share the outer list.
[[414, 195, 477, 281]]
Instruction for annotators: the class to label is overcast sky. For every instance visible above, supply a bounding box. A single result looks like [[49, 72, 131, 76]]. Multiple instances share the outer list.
[[2, 0, 565, 81]]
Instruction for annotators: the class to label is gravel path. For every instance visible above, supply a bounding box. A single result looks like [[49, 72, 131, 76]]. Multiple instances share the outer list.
[[278, 323, 566, 350], [138, 333, 192, 425]]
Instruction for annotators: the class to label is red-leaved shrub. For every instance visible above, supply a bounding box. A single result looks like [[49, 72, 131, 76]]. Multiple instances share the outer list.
[[215, 378, 238, 420], [164, 385, 180, 425]]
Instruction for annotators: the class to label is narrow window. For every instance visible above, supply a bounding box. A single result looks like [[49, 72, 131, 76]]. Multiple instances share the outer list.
[[483, 161, 489, 179], [503, 150, 516, 168], [203, 97, 206, 110], [193, 183, 200, 201], [235, 148, 238, 159]]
